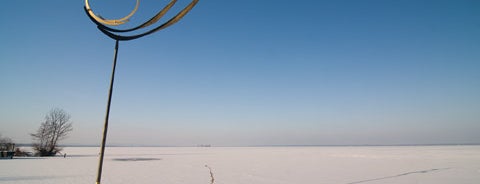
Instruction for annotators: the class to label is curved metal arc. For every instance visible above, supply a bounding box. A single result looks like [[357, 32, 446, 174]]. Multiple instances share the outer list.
[[139, 0, 177, 29], [95, 0, 199, 41], [94, 0, 178, 33], [85, 0, 139, 26]]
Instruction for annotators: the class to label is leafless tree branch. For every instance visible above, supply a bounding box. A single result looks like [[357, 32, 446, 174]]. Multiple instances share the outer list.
[[31, 108, 73, 156]]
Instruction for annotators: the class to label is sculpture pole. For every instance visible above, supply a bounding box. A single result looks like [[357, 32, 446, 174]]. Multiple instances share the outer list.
[[84, 1, 199, 183], [96, 40, 119, 184]]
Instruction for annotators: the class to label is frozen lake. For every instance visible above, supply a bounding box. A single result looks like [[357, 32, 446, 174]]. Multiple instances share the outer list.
[[1, 146, 479, 184]]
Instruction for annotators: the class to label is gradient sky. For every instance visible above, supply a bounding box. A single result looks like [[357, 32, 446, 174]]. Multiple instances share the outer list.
[[1, 0, 479, 146]]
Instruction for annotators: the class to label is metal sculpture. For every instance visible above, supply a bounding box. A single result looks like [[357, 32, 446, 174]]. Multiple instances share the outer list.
[[84, 1, 199, 184]]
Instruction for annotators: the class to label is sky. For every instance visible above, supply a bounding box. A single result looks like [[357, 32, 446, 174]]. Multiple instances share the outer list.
[[1, 0, 479, 146]]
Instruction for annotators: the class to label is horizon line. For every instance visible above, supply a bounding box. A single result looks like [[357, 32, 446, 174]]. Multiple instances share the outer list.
[[13, 143, 480, 148]]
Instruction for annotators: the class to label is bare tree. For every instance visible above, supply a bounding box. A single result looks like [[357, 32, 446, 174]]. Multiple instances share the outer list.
[[0, 134, 15, 151], [31, 108, 73, 156]]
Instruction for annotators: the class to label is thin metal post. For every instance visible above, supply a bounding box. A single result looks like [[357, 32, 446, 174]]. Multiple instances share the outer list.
[[96, 40, 120, 184]]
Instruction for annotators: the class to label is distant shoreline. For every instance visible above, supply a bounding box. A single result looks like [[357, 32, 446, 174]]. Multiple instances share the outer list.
[[16, 143, 480, 148]]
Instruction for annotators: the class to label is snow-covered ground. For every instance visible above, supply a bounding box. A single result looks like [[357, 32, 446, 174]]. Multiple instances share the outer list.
[[1, 146, 479, 184]]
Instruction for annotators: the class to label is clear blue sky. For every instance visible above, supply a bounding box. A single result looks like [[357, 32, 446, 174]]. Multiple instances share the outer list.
[[1, 0, 479, 146]]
